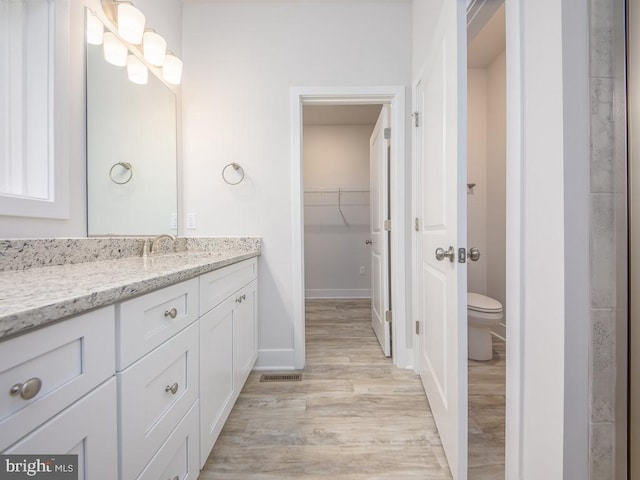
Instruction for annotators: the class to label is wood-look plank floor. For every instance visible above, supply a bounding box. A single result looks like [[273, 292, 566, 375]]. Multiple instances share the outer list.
[[199, 299, 505, 479], [468, 338, 506, 479]]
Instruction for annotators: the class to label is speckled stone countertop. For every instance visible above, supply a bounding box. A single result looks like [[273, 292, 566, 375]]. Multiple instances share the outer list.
[[0, 238, 261, 341]]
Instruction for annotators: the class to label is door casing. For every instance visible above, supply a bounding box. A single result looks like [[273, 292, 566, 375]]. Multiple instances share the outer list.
[[290, 86, 408, 370]]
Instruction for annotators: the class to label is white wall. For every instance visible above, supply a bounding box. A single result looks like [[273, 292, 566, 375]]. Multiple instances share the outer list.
[[0, 0, 182, 239], [181, 1, 412, 369], [486, 50, 506, 328], [504, 0, 590, 477], [467, 68, 488, 296], [303, 125, 373, 298]]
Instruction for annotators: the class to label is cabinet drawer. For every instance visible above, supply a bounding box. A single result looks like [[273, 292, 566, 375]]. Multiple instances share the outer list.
[[0, 307, 115, 451], [199, 258, 257, 315], [3, 378, 118, 480], [137, 401, 200, 480], [118, 322, 199, 480], [117, 278, 198, 370]]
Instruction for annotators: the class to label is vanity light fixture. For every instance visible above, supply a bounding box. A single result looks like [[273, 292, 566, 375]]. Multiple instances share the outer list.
[[143, 29, 167, 67], [103, 31, 128, 67], [86, 10, 104, 45], [163, 51, 183, 85], [117, 2, 145, 44], [127, 54, 148, 85]]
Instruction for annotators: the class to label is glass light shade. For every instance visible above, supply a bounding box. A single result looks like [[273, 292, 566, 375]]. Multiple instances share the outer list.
[[126, 55, 148, 85], [143, 30, 167, 67], [117, 3, 145, 44], [103, 32, 127, 67], [162, 53, 183, 85], [86, 11, 104, 45]]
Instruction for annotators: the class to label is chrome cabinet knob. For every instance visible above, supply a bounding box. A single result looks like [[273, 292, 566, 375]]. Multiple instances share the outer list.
[[365, 239, 373, 245], [164, 308, 178, 319], [165, 382, 179, 395], [469, 247, 481, 262], [10, 377, 42, 400], [435, 246, 455, 262]]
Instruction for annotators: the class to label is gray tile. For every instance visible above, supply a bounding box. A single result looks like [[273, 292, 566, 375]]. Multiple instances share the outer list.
[[590, 309, 616, 422], [590, 77, 615, 193], [590, 422, 615, 480], [591, 194, 616, 307], [590, 0, 615, 78]]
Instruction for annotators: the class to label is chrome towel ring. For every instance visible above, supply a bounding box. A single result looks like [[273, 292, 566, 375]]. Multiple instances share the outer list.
[[222, 162, 245, 185], [109, 162, 133, 185]]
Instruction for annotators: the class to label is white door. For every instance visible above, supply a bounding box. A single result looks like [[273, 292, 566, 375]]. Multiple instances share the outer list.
[[414, 1, 468, 479], [370, 105, 391, 357]]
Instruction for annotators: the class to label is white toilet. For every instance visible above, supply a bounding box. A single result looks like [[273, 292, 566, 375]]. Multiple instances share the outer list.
[[467, 292, 503, 361]]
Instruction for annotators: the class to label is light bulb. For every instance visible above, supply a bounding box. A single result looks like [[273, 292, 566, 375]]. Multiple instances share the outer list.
[[127, 54, 148, 85], [143, 29, 167, 67], [86, 10, 104, 45], [163, 52, 183, 85], [103, 32, 127, 67], [117, 2, 145, 44]]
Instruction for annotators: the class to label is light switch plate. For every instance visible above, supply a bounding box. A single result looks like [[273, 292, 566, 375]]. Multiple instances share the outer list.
[[186, 213, 197, 230]]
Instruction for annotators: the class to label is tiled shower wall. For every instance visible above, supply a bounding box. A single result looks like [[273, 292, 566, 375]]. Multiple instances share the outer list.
[[589, 0, 627, 477]]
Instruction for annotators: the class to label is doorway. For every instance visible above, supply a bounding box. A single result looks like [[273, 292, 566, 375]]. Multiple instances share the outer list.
[[466, 3, 507, 477], [290, 87, 409, 370]]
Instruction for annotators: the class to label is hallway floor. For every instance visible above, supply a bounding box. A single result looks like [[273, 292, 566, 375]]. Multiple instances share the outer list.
[[200, 298, 506, 479]]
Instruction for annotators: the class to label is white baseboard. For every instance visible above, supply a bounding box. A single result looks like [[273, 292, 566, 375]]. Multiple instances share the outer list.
[[305, 289, 371, 299], [254, 349, 296, 370]]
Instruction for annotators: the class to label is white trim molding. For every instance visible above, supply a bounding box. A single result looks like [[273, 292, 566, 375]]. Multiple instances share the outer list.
[[290, 86, 409, 370]]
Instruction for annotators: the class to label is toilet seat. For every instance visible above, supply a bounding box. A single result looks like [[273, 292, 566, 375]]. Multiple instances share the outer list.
[[467, 292, 502, 313]]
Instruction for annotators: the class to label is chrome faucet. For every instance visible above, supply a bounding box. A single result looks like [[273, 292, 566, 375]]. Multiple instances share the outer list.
[[150, 234, 176, 254], [142, 234, 176, 257]]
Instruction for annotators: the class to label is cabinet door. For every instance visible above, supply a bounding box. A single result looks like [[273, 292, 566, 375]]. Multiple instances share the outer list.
[[233, 280, 258, 391], [199, 296, 234, 467], [4, 379, 118, 480]]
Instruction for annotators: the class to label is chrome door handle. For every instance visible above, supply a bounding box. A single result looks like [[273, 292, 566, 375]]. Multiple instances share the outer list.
[[435, 246, 455, 262], [469, 247, 481, 262], [164, 308, 178, 319], [365, 239, 372, 245], [165, 382, 179, 395]]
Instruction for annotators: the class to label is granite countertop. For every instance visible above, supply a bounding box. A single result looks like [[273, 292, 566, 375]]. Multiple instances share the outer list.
[[0, 249, 260, 341]]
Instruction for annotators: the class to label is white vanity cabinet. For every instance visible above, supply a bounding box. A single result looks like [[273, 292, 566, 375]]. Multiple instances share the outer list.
[[199, 258, 258, 466], [0, 253, 259, 479], [0, 307, 117, 479]]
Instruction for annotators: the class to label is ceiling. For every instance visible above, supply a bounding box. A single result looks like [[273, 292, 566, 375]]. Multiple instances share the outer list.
[[303, 105, 383, 126], [467, 4, 505, 68]]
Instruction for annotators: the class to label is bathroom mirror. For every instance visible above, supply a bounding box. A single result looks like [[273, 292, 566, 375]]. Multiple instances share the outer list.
[[86, 20, 178, 236]]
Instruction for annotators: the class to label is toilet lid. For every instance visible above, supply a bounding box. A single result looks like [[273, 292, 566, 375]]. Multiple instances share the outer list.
[[467, 293, 502, 313]]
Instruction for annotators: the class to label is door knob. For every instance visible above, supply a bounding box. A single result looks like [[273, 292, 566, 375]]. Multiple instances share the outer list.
[[469, 247, 481, 262], [435, 246, 455, 262], [365, 239, 373, 245]]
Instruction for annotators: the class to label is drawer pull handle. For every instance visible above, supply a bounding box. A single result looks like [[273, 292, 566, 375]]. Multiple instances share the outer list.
[[236, 294, 247, 304], [10, 377, 42, 400], [169, 476, 179, 480], [164, 308, 178, 319], [165, 383, 179, 395]]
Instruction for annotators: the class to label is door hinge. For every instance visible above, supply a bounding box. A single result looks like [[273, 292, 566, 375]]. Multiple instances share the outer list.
[[412, 112, 420, 127], [385, 310, 393, 323], [415, 320, 420, 335], [383, 127, 391, 140], [384, 219, 391, 231], [414, 218, 419, 232], [458, 248, 467, 263]]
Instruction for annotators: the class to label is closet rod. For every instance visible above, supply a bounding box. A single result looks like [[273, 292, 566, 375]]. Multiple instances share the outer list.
[[304, 188, 370, 193]]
